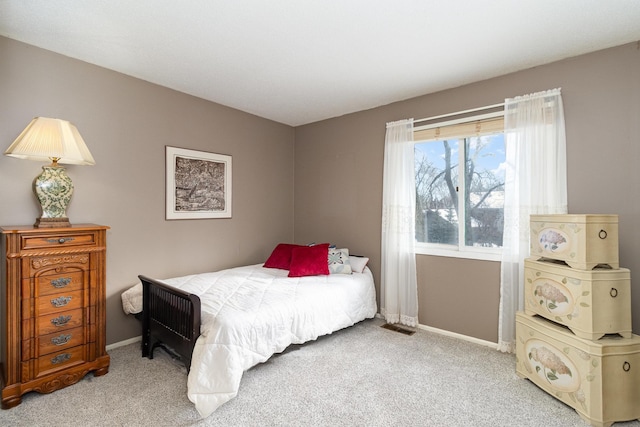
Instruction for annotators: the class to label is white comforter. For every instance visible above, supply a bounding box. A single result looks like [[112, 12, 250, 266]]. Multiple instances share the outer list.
[[122, 264, 377, 417]]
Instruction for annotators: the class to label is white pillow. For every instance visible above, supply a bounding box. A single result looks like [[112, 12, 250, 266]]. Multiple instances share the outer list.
[[328, 247, 352, 274], [349, 255, 369, 273]]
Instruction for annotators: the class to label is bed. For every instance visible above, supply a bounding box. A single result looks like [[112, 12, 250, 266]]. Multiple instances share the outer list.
[[121, 244, 377, 417]]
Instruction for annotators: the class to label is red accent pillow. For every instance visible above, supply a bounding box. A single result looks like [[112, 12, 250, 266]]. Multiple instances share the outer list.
[[263, 243, 303, 270], [288, 243, 330, 277]]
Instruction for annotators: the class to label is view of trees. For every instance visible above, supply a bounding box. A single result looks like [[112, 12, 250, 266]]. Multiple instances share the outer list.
[[415, 135, 505, 248]]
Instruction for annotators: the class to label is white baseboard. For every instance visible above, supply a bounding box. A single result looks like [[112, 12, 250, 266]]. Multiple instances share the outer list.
[[106, 318, 498, 352], [416, 324, 498, 349], [375, 313, 498, 350], [106, 335, 141, 351]]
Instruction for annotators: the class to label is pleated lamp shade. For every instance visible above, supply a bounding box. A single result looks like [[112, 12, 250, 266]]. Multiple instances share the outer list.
[[4, 117, 95, 165]]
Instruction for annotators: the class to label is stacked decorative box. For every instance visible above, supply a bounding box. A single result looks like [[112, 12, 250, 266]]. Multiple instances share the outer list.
[[515, 214, 640, 427]]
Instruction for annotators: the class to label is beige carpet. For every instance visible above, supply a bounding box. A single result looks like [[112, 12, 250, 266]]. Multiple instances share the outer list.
[[1, 317, 639, 426]]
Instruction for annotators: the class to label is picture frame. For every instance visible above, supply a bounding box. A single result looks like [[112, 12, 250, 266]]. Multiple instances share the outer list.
[[165, 146, 232, 219]]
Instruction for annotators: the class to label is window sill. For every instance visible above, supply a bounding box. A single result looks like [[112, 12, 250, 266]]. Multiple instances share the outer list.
[[415, 245, 502, 262]]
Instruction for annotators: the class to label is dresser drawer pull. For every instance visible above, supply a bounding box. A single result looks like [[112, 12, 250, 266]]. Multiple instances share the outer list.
[[51, 353, 72, 364], [50, 315, 72, 327], [623, 361, 631, 372], [51, 277, 72, 288], [51, 334, 72, 346], [50, 296, 72, 307], [598, 229, 607, 239], [47, 237, 75, 244], [610, 288, 618, 298]]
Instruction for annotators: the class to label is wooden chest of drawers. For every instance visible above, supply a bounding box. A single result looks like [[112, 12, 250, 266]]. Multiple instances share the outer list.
[[516, 312, 640, 427], [0, 225, 110, 409], [523, 258, 632, 340], [530, 214, 619, 270]]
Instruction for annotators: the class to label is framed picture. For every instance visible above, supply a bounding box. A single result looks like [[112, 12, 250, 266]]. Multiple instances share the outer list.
[[165, 146, 232, 219]]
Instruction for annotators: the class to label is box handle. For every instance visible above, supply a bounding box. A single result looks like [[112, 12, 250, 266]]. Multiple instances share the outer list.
[[598, 229, 607, 239], [623, 361, 631, 372], [610, 288, 618, 298]]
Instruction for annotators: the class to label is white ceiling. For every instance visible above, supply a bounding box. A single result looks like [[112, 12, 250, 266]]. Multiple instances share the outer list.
[[2, 1, 640, 126]]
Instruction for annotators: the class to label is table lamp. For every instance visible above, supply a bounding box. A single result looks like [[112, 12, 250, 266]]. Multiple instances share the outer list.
[[4, 117, 95, 228]]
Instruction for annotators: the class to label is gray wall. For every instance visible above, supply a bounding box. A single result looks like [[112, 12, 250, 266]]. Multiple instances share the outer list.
[[295, 41, 640, 343], [2, 36, 639, 346], [0, 37, 295, 345]]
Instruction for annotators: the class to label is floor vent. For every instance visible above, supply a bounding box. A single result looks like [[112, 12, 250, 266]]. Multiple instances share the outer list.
[[381, 323, 416, 336]]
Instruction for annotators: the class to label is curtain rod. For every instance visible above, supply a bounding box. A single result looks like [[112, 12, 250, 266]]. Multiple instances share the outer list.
[[414, 102, 505, 125]]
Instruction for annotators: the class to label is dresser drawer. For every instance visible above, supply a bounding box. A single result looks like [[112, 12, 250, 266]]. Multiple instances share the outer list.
[[35, 345, 86, 378], [38, 327, 84, 356], [530, 214, 619, 270], [35, 270, 84, 296], [20, 231, 97, 250], [524, 258, 631, 340], [26, 253, 92, 280], [516, 313, 640, 427], [37, 290, 84, 316], [37, 308, 85, 335]]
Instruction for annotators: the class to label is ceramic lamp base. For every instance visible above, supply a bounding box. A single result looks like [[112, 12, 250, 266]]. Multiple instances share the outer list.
[[33, 164, 74, 228]]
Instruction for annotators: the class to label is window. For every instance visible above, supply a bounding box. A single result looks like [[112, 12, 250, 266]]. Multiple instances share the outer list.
[[414, 112, 505, 260]]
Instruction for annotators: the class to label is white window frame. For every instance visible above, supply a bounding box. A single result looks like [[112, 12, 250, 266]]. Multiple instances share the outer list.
[[413, 111, 504, 262]]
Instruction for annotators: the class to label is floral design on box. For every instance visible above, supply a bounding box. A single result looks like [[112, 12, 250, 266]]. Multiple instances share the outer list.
[[533, 279, 573, 316], [519, 334, 597, 414], [526, 269, 591, 325], [537, 228, 570, 254], [526, 340, 579, 392]]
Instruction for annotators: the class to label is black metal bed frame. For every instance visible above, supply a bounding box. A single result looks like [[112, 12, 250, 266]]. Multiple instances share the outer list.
[[139, 275, 201, 370]]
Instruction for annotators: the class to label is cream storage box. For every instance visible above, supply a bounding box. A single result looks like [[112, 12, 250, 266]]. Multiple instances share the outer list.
[[516, 312, 640, 427], [530, 214, 619, 270], [524, 258, 632, 340]]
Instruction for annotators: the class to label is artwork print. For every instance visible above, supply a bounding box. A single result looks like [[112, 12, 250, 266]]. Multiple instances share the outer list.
[[166, 146, 232, 219]]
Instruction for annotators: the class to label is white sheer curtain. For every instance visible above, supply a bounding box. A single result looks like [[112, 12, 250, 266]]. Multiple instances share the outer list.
[[381, 119, 419, 327], [498, 88, 568, 352]]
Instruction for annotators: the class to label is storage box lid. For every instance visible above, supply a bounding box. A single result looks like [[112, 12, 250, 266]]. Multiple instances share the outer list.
[[524, 257, 630, 279], [516, 312, 640, 354], [530, 214, 618, 223]]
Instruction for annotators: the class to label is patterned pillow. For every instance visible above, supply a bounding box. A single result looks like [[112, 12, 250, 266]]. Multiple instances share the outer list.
[[328, 248, 352, 274]]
